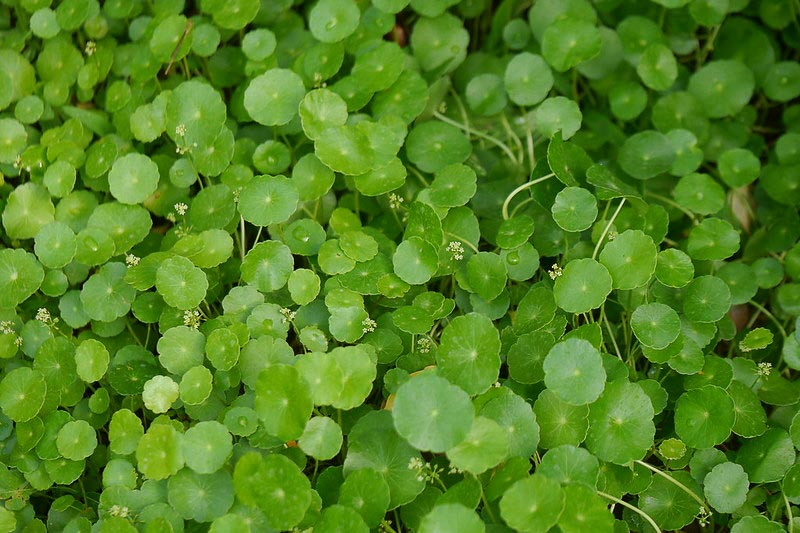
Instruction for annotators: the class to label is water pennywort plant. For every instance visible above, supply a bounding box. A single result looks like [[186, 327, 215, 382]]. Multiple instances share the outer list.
[[1, 0, 800, 531]]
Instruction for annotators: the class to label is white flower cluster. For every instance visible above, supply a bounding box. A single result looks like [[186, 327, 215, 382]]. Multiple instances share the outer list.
[[0, 321, 22, 347], [35, 308, 51, 323], [183, 309, 202, 329], [447, 241, 465, 261], [548, 264, 563, 280], [173, 125, 197, 154], [388, 193, 404, 209], [362, 317, 377, 334], [84, 41, 96, 56], [174, 202, 188, 216], [280, 307, 296, 323], [757, 361, 772, 377], [417, 336, 432, 354], [696, 507, 711, 527], [407, 457, 443, 484], [125, 253, 140, 267], [108, 505, 130, 518]]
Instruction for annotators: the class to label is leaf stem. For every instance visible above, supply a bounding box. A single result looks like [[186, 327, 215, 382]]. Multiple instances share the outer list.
[[592, 198, 626, 259], [408, 166, 430, 187], [433, 111, 520, 165], [748, 300, 787, 339], [603, 309, 624, 361], [501, 173, 555, 219], [784, 488, 794, 533], [644, 191, 697, 223], [477, 477, 499, 524], [634, 460, 709, 513], [239, 216, 246, 261], [596, 491, 661, 533], [444, 231, 479, 254]]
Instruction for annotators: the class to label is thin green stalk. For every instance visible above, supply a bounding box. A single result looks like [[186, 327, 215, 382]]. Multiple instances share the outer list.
[[597, 491, 661, 533], [477, 477, 499, 524], [784, 488, 794, 533], [634, 460, 709, 514], [409, 166, 430, 187], [748, 299, 787, 339], [509, 197, 535, 219], [239, 216, 246, 261], [644, 191, 697, 223], [433, 111, 519, 165], [521, 108, 535, 173], [500, 112, 524, 158], [501, 173, 556, 219], [592, 198, 626, 259], [444, 232, 480, 253], [603, 310, 624, 361], [125, 318, 143, 346], [697, 24, 721, 67]]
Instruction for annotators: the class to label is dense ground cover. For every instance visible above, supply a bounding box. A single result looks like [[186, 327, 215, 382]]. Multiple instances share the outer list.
[[1, 0, 800, 531]]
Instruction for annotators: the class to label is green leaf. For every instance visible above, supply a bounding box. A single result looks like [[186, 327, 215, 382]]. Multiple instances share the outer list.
[[704, 462, 749, 513], [688, 60, 755, 118], [393, 237, 439, 285], [244, 69, 306, 126], [618, 130, 675, 180], [156, 256, 208, 310], [254, 363, 313, 442], [638, 470, 702, 530], [541, 18, 602, 72], [504, 53, 553, 106], [344, 410, 425, 508], [551, 187, 597, 232], [674, 385, 735, 448], [108, 153, 159, 205], [553, 258, 612, 313], [167, 469, 234, 523], [543, 338, 606, 405], [419, 504, 485, 533], [631, 303, 681, 349], [233, 452, 312, 530], [238, 175, 299, 227], [499, 474, 565, 532], [392, 372, 474, 453], [446, 417, 509, 474], [740, 327, 774, 352], [586, 380, 655, 464]]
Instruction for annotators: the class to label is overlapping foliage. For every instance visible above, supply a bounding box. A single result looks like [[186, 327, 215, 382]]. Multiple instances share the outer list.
[[1, 0, 800, 531]]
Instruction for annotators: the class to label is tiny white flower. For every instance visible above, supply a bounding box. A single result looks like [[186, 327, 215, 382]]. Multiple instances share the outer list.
[[0, 321, 13, 335], [417, 337, 432, 353], [388, 193, 404, 210], [362, 317, 377, 334], [548, 264, 563, 280], [757, 361, 772, 377], [183, 309, 202, 329], [280, 307, 296, 323], [125, 253, 140, 267], [84, 41, 96, 56], [174, 202, 188, 216], [35, 308, 51, 323], [446, 241, 465, 261], [175, 123, 187, 137]]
